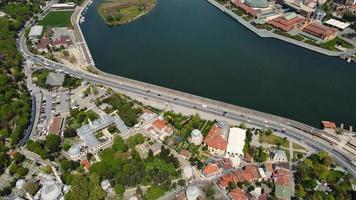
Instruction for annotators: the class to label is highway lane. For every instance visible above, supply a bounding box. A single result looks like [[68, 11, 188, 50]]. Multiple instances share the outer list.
[[18, 23, 356, 177]]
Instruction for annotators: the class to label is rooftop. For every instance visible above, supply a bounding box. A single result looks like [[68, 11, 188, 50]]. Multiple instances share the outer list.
[[203, 163, 220, 175], [203, 124, 228, 150], [321, 121, 336, 129], [226, 127, 246, 156]]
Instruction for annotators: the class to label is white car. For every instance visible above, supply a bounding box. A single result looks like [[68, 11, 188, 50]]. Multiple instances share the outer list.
[[201, 104, 207, 108]]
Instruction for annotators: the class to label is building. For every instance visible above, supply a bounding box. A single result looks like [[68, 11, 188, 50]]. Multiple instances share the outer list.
[[267, 12, 305, 32], [51, 3, 76, 10], [29, 25, 44, 40], [186, 186, 202, 200], [321, 120, 337, 129], [273, 168, 291, 200], [270, 149, 288, 162], [77, 115, 128, 151], [179, 149, 192, 159], [81, 159, 91, 170], [282, 0, 314, 18], [264, 163, 273, 177], [219, 170, 245, 188], [48, 117, 63, 135], [234, 0, 258, 17], [36, 38, 51, 53], [243, 165, 261, 182], [146, 117, 174, 141], [324, 19, 350, 30], [203, 124, 228, 156], [67, 144, 81, 160], [228, 188, 248, 200], [302, 22, 337, 41], [100, 179, 111, 191], [244, 0, 270, 8], [136, 142, 162, 159], [226, 127, 246, 159], [51, 35, 74, 48], [182, 166, 194, 180], [34, 173, 68, 200], [313, 9, 326, 21], [202, 163, 222, 179], [190, 129, 203, 145]]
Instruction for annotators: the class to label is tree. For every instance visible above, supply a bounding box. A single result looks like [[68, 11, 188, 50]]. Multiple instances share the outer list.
[[64, 128, 77, 138], [13, 152, 25, 164], [226, 181, 236, 192], [112, 135, 127, 152], [203, 185, 216, 200], [45, 134, 61, 154], [114, 184, 125, 196], [177, 179, 185, 187]]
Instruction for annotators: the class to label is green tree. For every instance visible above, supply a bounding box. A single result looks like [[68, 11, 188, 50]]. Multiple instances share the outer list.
[[114, 184, 125, 196]]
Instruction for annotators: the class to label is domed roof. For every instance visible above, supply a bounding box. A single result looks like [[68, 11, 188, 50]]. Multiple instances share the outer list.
[[244, 0, 269, 8], [191, 129, 202, 137], [68, 144, 81, 156], [16, 179, 25, 189], [186, 186, 201, 200], [41, 184, 61, 200]]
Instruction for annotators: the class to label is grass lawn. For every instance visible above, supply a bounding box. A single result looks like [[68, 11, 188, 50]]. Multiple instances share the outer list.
[[146, 185, 166, 200], [319, 36, 354, 51], [292, 143, 306, 151], [259, 133, 289, 148], [39, 11, 73, 27]]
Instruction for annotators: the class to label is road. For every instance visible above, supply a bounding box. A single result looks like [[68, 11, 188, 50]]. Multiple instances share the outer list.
[[17, 11, 356, 177]]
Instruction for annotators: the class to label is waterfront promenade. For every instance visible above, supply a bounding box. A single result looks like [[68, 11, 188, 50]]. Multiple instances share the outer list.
[[205, 0, 354, 57]]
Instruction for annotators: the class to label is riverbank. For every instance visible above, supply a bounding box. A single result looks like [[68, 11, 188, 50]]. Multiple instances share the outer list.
[[205, 0, 355, 58], [98, 0, 156, 26]]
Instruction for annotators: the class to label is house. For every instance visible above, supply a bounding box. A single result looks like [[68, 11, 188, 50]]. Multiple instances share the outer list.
[[273, 168, 291, 199], [270, 149, 288, 162], [229, 188, 248, 200], [48, 117, 63, 135], [219, 170, 245, 188], [146, 117, 174, 141], [243, 165, 261, 182], [36, 38, 51, 53], [179, 149, 192, 160], [302, 21, 337, 41], [81, 159, 91, 170], [203, 124, 228, 156], [264, 163, 273, 177], [51, 35, 74, 48], [202, 163, 222, 179], [267, 12, 305, 32], [321, 121, 336, 129]]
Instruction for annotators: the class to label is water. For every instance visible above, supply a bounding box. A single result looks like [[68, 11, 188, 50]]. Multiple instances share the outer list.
[[81, 0, 356, 128]]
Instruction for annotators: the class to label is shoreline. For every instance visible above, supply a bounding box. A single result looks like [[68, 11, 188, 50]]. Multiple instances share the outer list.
[[205, 0, 350, 57], [98, 0, 157, 26]]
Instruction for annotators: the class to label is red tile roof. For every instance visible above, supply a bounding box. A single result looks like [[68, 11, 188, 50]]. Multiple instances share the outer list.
[[273, 169, 290, 186], [203, 125, 228, 150], [267, 15, 305, 32], [203, 163, 220, 175], [243, 165, 261, 181], [152, 119, 168, 131], [234, 0, 258, 17], [219, 170, 246, 188], [179, 149, 192, 159], [48, 117, 63, 134], [229, 188, 248, 200], [321, 121, 336, 129], [303, 22, 337, 39], [81, 159, 91, 169], [52, 35, 73, 46], [265, 163, 273, 173]]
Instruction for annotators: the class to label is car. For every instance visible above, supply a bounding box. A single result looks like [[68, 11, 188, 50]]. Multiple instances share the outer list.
[[146, 90, 150, 93], [157, 94, 161, 96], [174, 98, 178, 100], [201, 104, 207, 108]]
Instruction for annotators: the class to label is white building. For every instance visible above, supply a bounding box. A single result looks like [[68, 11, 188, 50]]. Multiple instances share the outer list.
[[100, 179, 111, 191], [67, 144, 81, 160], [29, 25, 43, 40], [226, 127, 246, 159], [186, 186, 202, 200], [190, 129, 203, 145], [51, 3, 76, 10], [271, 149, 288, 162], [182, 166, 194, 180]]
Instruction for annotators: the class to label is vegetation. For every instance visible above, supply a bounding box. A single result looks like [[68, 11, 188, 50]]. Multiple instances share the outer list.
[[32, 69, 51, 88], [294, 152, 355, 199], [102, 93, 142, 127], [26, 134, 61, 160], [62, 74, 81, 89], [259, 130, 289, 148], [66, 108, 99, 129], [98, 0, 156, 26], [319, 37, 354, 51], [38, 11, 73, 28], [164, 112, 213, 139], [0, 0, 46, 178], [65, 173, 106, 200], [63, 135, 180, 199]]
